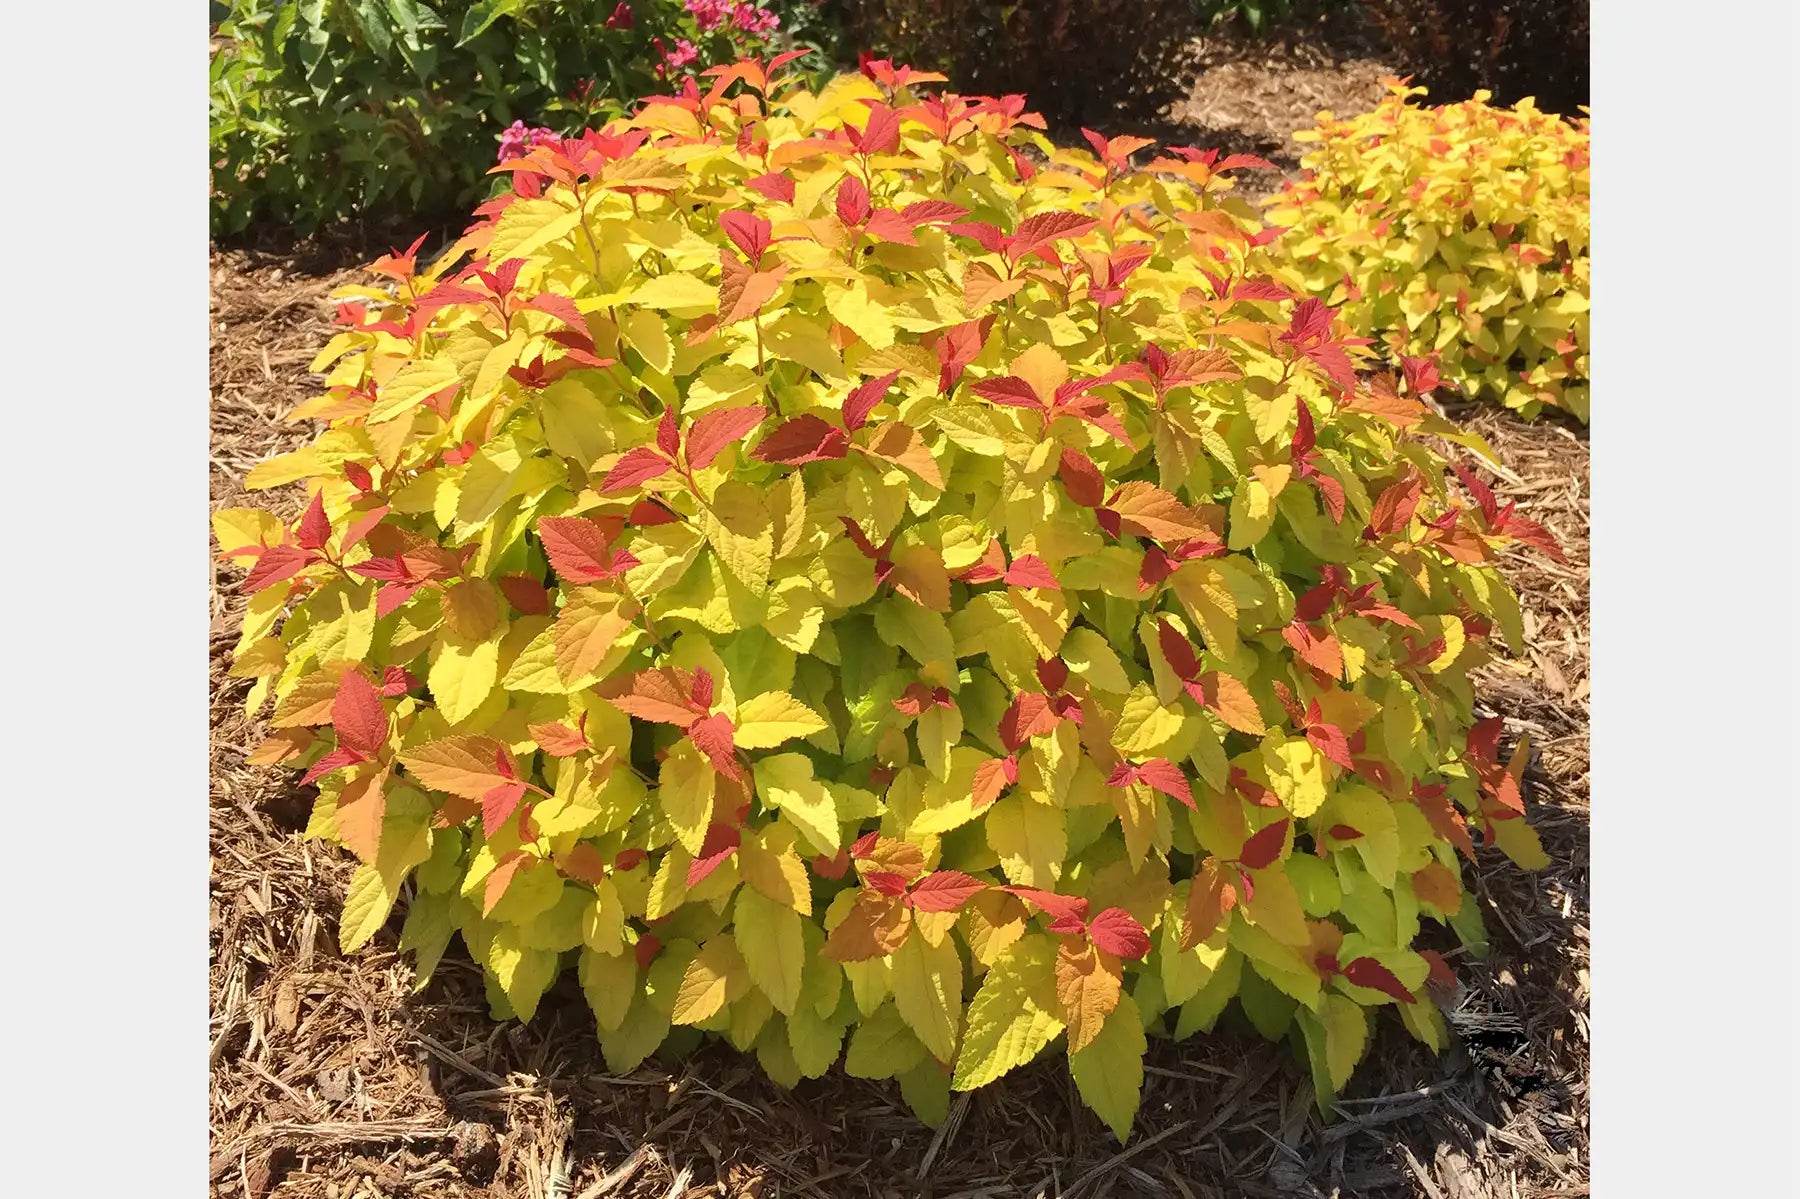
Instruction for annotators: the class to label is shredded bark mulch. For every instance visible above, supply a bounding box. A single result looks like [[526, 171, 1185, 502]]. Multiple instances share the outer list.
[[209, 45, 1587, 1198]]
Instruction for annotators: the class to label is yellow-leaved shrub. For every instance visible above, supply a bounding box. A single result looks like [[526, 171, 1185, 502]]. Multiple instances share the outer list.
[[213, 58, 1559, 1140], [1264, 82, 1590, 421]]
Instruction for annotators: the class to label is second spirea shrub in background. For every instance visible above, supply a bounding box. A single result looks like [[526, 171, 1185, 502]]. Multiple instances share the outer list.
[[214, 57, 1561, 1140], [1264, 82, 1590, 422]]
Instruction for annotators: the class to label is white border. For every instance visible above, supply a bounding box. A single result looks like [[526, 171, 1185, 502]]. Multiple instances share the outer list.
[[1592, 0, 1799, 1189], [2, 3, 209, 1191]]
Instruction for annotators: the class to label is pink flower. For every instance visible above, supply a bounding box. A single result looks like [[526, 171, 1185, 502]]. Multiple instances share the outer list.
[[731, 3, 780, 35], [664, 37, 698, 70], [604, 2, 633, 29], [496, 119, 559, 164], [730, 4, 781, 34], [686, 0, 732, 32]]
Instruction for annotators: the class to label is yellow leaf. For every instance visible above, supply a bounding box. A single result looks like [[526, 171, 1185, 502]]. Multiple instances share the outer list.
[[367, 358, 460, 424], [735, 887, 806, 1015], [553, 591, 636, 683], [733, 691, 827, 749], [892, 933, 962, 1064], [659, 741, 716, 855], [1069, 992, 1145, 1142], [1111, 685, 1186, 757], [627, 272, 720, 311], [752, 753, 839, 856], [951, 935, 1064, 1090], [671, 936, 747, 1026], [581, 878, 627, 957], [579, 948, 637, 1032], [986, 793, 1066, 887], [429, 635, 501, 725], [1169, 561, 1240, 658], [1262, 733, 1328, 818], [487, 197, 582, 261], [339, 864, 398, 952], [739, 824, 813, 914]]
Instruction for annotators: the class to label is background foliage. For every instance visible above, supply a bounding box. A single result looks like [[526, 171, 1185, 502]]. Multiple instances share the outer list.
[[1264, 83, 1589, 420], [209, 0, 803, 237], [214, 61, 1559, 1136]]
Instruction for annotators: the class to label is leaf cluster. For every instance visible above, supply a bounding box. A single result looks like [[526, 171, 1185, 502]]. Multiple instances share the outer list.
[[215, 59, 1559, 1139], [1263, 82, 1590, 422]]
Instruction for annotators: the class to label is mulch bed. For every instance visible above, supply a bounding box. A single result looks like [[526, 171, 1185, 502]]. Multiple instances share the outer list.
[[209, 44, 1588, 1199]]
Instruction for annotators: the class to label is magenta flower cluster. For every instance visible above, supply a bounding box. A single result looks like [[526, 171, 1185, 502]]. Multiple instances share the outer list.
[[496, 120, 558, 164], [684, 0, 779, 36]]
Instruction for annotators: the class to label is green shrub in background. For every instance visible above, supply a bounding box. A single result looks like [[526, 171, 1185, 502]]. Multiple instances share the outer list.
[[209, 1, 815, 237]]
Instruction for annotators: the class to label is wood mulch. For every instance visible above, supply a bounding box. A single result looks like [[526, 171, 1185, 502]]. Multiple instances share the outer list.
[[209, 41, 1588, 1199]]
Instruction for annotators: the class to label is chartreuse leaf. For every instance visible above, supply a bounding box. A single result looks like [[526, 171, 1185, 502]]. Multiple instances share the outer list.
[[733, 691, 827, 749], [735, 886, 805, 1015], [1069, 993, 1146, 1142], [952, 935, 1063, 1090], [892, 933, 962, 1065], [218, 59, 1558, 1134]]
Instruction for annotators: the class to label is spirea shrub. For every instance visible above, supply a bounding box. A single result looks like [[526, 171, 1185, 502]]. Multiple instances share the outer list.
[[214, 56, 1561, 1138], [1264, 82, 1590, 422]]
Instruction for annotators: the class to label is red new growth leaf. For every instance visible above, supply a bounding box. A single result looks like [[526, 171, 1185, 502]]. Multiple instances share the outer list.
[[1280, 297, 1362, 393], [851, 102, 902, 154], [1367, 473, 1425, 537], [380, 666, 418, 697], [332, 669, 388, 760], [1086, 907, 1152, 960], [497, 574, 551, 615], [1004, 886, 1089, 925], [971, 755, 1017, 809], [843, 369, 902, 432], [1058, 448, 1106, 507], [755, 414, 851, 465], [998, 691, 1058, 750], [482, 777, 529, 838], [538, 516, 630, 583], [1237, 819, 1290, 870], [1003, 554, 1059, 590], [1157, 619, 1202, 679], [687, 823, 741, 887], [1008, 211, 1099, 263], [530, 715, 589, 757], [297, 492, 331, 551], [935, 319, 988, 393], [719, 211, 772, 266], [745, 171, 796, 203], [243, 544, 312, 593], [686, 404, 767, 469], [299, 747, 363, 787], [656, 406, 681, 457], [688, 711, 742, 780], [864, 870, 910, 897], [1342, 957, 1416, 1003], [1134, 758, 1194, 808], [908, 870, 988, 912], [344, 461, 375, 492], [600, 446, 675, 493], [835, 174, 872, 227]]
